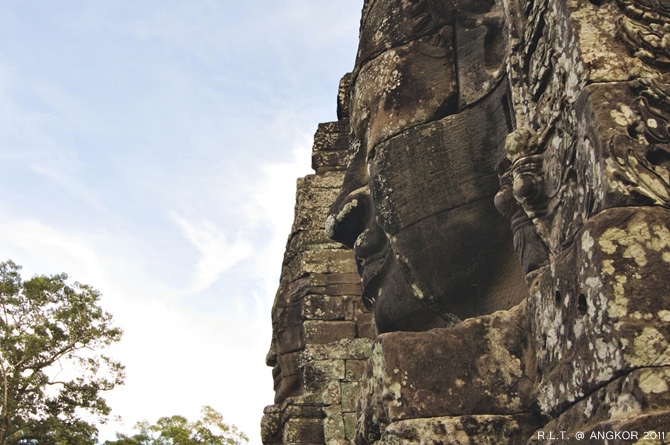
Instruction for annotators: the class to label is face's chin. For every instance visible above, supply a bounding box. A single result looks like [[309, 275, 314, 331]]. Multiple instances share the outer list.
[[272, 364, 282, 389], [272, 365, 302, 404], [354, 221, 454, 333]]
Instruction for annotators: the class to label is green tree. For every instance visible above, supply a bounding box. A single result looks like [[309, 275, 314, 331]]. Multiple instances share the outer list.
[[106, 406, 249, 445], [0, 260, 124, 445]]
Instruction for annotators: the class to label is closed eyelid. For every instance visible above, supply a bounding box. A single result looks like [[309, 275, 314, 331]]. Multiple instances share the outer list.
[[366, 146, 377, 163]]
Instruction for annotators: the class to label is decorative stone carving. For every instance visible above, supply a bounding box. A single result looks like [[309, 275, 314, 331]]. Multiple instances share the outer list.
[[495, 172, 550, 274], [327, 0, 527, 333], [500, 0, 670, 441], [617, 0, 670, 67]]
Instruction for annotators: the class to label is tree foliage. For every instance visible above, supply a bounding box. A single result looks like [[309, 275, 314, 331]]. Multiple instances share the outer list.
[[0, 260, 124, 445], [106, 406, 249, 445]]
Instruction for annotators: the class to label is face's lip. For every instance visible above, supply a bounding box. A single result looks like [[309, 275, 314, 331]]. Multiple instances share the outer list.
[[272, 365, 282, 387], [357, 244, 386, 272], [354, 225, 390, 303], [327, 186, 371, 248], [354, 222, 387, 261]]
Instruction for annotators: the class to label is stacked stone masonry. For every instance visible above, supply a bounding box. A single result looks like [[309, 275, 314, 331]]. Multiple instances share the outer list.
[[263, 0, 670, 444], [262, 75, 376, 445]]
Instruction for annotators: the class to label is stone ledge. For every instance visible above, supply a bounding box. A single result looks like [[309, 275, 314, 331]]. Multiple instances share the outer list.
[[377, 414, 539, 445], [529, 366, 670, 444], [356, 303, 537, 443]]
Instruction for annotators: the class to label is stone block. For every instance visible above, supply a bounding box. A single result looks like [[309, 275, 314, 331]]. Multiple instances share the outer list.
[[343, 412, 357, 441], [277, 351, 301, 377], [313, 150, 349, 174], [301, 338, 374, 361], [291, 380, 342, 406], [289, 205, 331, 234], [302, 359, 345, 385], [345, 360, 367, 382], [337, 74, 351, 120], [322, 405, 345, 443], [344, 295, 369, 320], [283, 404, 324, 420], [278, 275, 326, 306], [352, 36, 459, 152], [322, 283, 361, 297], [298, 170, 346, 191], [303, 321, 356, 345], [352, 296, 369, 316], [313, 120, 349, 153], [282, 250, 359, 285], [312, 273, 362, 286], [380, 414, 539, 445], [340, 381, 360, 412], [357, 304, 535, 441], [322, 379, 342, 405], [369, 82, 506, 235], [276, 325, 305, 355], [574, 81, 670, 213], [571, 1, 651, 83], [529, 367, 670, 444], [295, 184, 340, 210], [274, 302, 303, 331], [261, 406, 282, 444], [355, 0, 454, 73], [356, 312, 376, 339], [285, 231, 344, 258], [275, 375, 302, 403], [302, 296, 346, 321], [283, 418, 325, 444]]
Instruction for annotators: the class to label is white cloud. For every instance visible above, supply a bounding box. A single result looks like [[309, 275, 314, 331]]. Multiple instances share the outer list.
[[246, 143, 312, 223], [99, 297, 273, 437], [172, 216, 253, 293], [0, 218, 107, 285], [244, 142, 313, 292]]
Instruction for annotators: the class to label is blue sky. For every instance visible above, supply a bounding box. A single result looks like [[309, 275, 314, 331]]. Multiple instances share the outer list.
[[0, 1, 361, 442]]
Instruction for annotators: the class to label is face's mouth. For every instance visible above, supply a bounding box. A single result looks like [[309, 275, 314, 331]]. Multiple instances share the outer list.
[[272, 365, 282, 389], [327, 186, 371, 248], [354, 223, 390, 306]]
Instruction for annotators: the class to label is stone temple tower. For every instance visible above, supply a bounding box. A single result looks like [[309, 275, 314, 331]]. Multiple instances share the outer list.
[[263, 0, 670, 443]]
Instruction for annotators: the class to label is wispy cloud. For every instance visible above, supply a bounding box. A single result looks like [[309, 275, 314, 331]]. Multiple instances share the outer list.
[[239, 141, 313, 296], [0, 218, 106, 283], [172, 215, 253, 293]]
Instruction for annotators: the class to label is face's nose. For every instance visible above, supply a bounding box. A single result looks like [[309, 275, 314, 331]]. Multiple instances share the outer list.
[[326, 138, 373, 248], [265, 334, 277, 367]]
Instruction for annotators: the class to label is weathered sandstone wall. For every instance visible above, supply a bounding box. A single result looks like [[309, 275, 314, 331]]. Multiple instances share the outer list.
[[263, 0, 670, 443], [262, 76, 376, 444]]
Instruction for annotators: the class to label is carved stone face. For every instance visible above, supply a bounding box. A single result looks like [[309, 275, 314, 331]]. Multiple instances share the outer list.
[[265, 332, 302, 404], [327, 0, 527, 332]]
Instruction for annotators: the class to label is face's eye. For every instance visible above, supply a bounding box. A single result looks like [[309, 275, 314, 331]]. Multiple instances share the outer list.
[[367, 146, 377, 164]]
